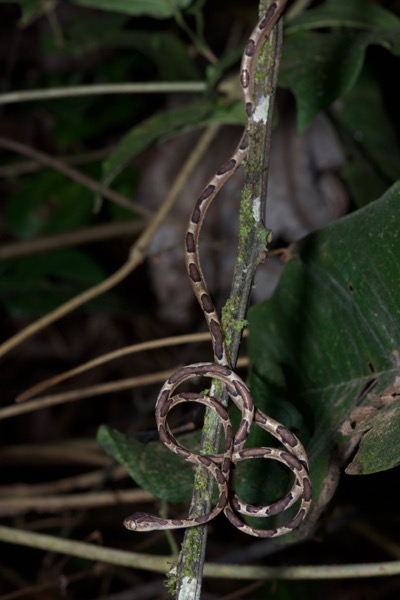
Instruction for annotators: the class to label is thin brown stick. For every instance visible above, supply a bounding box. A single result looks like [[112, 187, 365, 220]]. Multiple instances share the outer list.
[[0, 442, 109, 467], [17, 331, 214, 402], [0, 124, 220, 359], [17, 330, 248, 402], [0, 136, 151, 217], [0, 369, 176, 420], [0, 565, 106, 600], [0, 465, 128, 497], [0, 82, 206, 105], [0, 358, 249, 421], [1, 525, 400, 580], [351, 522, 400, 559], [0, 220, 144, 260], [0, 146, 113, 177], [0, 489, 154, 516]]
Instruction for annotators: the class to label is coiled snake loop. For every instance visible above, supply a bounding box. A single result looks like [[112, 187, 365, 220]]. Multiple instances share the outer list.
[[124, 0, 312, 538]]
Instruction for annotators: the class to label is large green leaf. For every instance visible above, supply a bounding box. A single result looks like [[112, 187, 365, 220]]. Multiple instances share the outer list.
[[0, 249, 106, 316], [72, 0, 193, 19], [5, 170, 95, 239], [345, 390, 400, 476], [280, 31, 366, 132], [97, 425, 198, 502], [333, 68, 400, 207], [101, 99, 244, 190], [280, 29, 399, 131], [286, 0, 400, 34], [60, 17, 200, 80], [248, 182, 400, 529]]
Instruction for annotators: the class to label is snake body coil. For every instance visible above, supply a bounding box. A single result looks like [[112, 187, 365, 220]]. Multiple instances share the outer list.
[[124, 0, 312, 538]]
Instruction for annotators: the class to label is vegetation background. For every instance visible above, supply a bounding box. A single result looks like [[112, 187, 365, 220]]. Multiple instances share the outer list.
[[0, 0, 400, 598]]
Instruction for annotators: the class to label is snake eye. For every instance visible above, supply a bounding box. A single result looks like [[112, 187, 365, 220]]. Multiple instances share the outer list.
[[123, 516, 137, 531]]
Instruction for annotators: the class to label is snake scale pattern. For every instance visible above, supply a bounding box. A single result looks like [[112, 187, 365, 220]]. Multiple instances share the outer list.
[[124, 0, 312, 538]]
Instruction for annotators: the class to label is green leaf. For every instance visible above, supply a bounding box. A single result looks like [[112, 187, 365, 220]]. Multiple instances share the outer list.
[[61, 17, 200, 80], [0, 249, 105, 316], [280, 28, 400, 131], [345, 394, 400, 475], [248, 182, 400, 523], [101, 99, 244, 189], [333, 68, 400, 206], [286, 0, 400, 34], [72, 0, 193, 19], [5, 170, 95, 239], [280, 31, 368, 131], [97, 425, 198, 502]]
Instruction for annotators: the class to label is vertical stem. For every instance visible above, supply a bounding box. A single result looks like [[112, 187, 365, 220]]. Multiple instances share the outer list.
[[171, 4, 284, 599]]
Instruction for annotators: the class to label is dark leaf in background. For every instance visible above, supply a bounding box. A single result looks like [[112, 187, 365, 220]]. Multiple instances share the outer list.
[[249, 182, 400, 526], [72, 0, 194, 19], [97, 424, 198, 502]]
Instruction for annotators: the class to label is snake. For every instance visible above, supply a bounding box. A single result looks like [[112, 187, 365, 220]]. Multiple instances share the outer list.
[[124, 0, 312, 537]]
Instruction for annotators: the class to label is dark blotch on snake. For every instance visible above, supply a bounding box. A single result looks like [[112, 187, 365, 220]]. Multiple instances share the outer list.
[[234, 423, 249, 446], [267, 494, 293, 516], [225, 507, 245, 528], [167, 368, 189, 385], [176, 447, 191, 459], [201, 293, 213, 313], [189, 263, 201, 283], [198, 455, 212, 467], [158, 424, 168, 444], [287, 509, 306, 530], [259, 4, 277, 30], [190, 185, 215, 224], [277, 425, 297, 447], [179, 391, 200, 401], [209, 319, 224, 361], [195, 515, 210, 525], [199, 184, 215, 202], [226, 382, 237, 397], [209, 363, 231, 377], [215, 468, 225, 485], [303, 477, 312, 501], [245, 101, 253, 117], [217, 158, 236, 175], [185, 232, 195, 253], [230, 496, 240, 511], [158, 389, 169, 405], [255, 411, 267, 425], [281, 452, 302, 471], [213, 402, 227, 419], [218, 491, 227, 507], [234, 380, 250, 400], [222, 456, 231, 473], [157, 398, 171, 418], [245, 39, 255, 57], [240, 132, 249, 150], [245, 504, 261, 515]]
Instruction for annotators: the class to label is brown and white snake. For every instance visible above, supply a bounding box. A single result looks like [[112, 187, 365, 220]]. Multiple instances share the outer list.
[[124, 0, 312, 538]]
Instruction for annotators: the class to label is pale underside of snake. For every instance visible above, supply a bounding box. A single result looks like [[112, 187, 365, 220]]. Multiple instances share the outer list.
[[124, 0, 312, 538]]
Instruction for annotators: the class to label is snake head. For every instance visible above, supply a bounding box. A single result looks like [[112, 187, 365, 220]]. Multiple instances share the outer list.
[[123, 512, 170, 531], [123, 514, 139, 530]]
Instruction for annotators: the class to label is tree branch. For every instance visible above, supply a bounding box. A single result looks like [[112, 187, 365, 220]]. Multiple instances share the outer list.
[[1, 525, 400, 581], [172, 5, 284, 598]]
